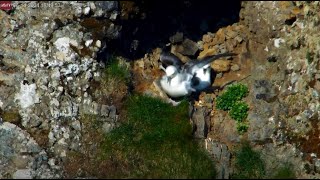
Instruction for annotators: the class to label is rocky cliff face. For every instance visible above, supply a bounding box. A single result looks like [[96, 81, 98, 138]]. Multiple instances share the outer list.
[[1, 1, 320, 179], [0, 1, 121, 178], [131, 1, 320, 178]]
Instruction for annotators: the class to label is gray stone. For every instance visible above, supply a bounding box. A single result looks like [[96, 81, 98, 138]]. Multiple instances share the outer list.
[[100, 105, 110, 117], [231, 64, 240, 71], [91, 102, 100, 115], [12, 169, 32, 179], [108, 105, 117, 119], [169, 32, 183, 44], [106, 23, 121, 39], [253, 79, 277, 102], [205, 140, 231, 179], [95, 1, 118, 12], [191, 107, 209, 139], [247, 111, 275, 142], [314, 158, 320, 173], [178, 38, 199, 56], [102, 122, 114, 134]]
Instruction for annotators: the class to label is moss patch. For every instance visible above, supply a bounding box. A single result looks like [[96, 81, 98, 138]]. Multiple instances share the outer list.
[[0, 109, 21, 125], [271, 163, 296, 179], [100, 94, 216, 178], [232, 142, 265, 179]]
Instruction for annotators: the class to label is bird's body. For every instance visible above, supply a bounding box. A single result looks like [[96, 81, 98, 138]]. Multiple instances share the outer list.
[[159, 52, 236, 95], [191, 63, 212, 91], [159, 65, 195, 98]]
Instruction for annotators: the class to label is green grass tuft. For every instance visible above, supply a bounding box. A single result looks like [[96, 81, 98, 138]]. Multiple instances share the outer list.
[[101, 94, 216, 178], [272, 163, 296, 179], [105, 56, 130, 83], [306, 51, 313, 64], [232, 142, 265, 179]]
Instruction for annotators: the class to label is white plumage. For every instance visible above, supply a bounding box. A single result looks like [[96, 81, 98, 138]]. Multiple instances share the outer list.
[[158, 52, 236, 98]]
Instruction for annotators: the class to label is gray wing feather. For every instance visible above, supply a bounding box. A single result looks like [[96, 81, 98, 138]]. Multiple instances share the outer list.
[[160, 52, 184, 70], [184, 52, 237, 74]]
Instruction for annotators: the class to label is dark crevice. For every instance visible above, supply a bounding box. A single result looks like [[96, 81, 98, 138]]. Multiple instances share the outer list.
[[103, 0, 241, 60]]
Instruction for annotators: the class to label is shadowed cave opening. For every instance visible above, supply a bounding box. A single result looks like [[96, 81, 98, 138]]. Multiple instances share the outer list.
[[98, 0, 241, 61]]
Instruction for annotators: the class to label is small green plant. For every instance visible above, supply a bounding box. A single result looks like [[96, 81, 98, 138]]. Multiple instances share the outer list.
[[105, 56, 130, 83], [232, 142, 266, 179], [229, 102, 249, 122], [272, 163, 296, 179], [101, 94, 216, 178], [0, 109, 21, 124], [215, 83, 249, 134], [306, 51, 313, 64], [236, 122, 249, 134], [216, 83, 248, 111]]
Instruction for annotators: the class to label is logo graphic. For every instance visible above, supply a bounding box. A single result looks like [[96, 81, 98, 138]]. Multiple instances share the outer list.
[[0, 1, 12, 10]]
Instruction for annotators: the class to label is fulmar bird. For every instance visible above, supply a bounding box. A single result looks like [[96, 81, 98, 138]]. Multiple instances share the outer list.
[[159, 65, 196, 98], [159, 52, 236, 95]]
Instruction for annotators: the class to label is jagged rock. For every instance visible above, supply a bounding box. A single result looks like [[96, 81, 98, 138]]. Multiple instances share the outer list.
[[314, 159, 320, 173], [0, 122, 54, 178], [169, 32, 183, 44], [100, 105, 110, 117], [211, 59, 231, 72], [108, 105, 117, 120], [198, 47, 218, 59], [205, 139, 231, 179], [175, 38, 199, 56], [0, 1, 123, 178], [12, 169, 32, 179], [247, 105, 275, 142], [191, 106, 210, 139], [253, 80, 277, 102], [230, 64, 240, 71], [102, 122, 115, 134], [170, 46, 191, 63]]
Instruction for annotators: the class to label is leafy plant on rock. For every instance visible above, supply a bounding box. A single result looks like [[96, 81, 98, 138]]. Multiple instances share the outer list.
[[216, 83, 248, 111], [215, 83, 250, 134], [229, 101, 249, 122]]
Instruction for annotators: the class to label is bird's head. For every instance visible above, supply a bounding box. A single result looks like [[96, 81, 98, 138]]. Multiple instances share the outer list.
[[165, 65, 178, 78]]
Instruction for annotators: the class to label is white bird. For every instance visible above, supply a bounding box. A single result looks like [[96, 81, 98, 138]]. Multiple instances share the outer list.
[[159, 65, 196, 98], [160, 52, 236, 92]]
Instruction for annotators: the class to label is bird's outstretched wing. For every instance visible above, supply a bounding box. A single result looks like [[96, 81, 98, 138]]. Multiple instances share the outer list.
[[184, 52, 237, 74], [160, 52, 184, 70]]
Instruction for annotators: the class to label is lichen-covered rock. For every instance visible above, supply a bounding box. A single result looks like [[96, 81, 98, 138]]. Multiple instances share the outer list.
[[205, 139, 232, 179], [0, 122, 55, 178], [191, 106, 210, 139], [0, 1, 121, 178]]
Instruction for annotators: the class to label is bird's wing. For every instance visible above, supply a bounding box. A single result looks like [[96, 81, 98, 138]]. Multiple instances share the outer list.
[[160, 52, 184, 70], [184, 52, 237, 74]]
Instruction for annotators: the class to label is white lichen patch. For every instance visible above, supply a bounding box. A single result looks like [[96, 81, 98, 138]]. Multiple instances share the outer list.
[[14, 82, 40, 109], [85, 39, 93, 47], [54, 37, 71, 53], [53, 37, 78, 61], [274, 38, 285, 48]]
